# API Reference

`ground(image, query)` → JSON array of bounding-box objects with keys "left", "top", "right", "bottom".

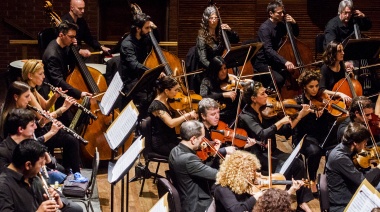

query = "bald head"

[{"left": 70, "top": 0, "right": 85, "bottom": 19}]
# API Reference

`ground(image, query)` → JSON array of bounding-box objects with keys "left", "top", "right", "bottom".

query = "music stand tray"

[
  {"left": 344, "top": 38, "right": 380, "bottom": 61},
  {"left": 223, "top": 42, "right": 263, "bottom": 69}
]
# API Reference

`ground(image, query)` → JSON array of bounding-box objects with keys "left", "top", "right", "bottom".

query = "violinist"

[
  {"left": 337, "top": 96, "right": 380, "bottom": 143},
  {"left": 148, "top": 76, "right": 197, "bottom": 157},
  {"left": 200, "top": 56, "right": 241, "bottom": 124},
  {"left": 238, "top": 81, "right": 313, "bottom": 212},
  {"left": 324, "top": 0, "right": 371, "bottom": 49},
  {"left": 169, "top": 120, "right": 234, "bottom": 212},
  {"left": 252, "top": 1, "right": 298, "bottom": 90},
  {"left": 293, "top": 70, "right": 337, "bottom": 191},
  {"left": 319, "top": 41, "right": 352, "bottom": 104},
  {"left": 326, "top": 122, "right": 380, "bottom": 212}
]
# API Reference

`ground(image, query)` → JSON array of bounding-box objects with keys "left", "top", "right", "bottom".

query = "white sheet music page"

[
  {"left": 345, "top": 179, "right": 380, "bottom": 212},
  {"left": 279, "top": 134, "right": 305, "bottom": 175},
  {"left": 105, "top": 101, "right": 138, "bottom": 150},
  {"left": 110, "top": 136, "right": 145, "bottom": 183},
  {"left": 149, "top": 192, "right": 169, "bottom": 212},
  {"left": 99, "top": 71, "right": 123, "bottom": 115}
]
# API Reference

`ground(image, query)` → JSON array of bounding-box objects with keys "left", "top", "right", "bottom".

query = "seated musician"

[
  {"left": 293, "top": 70, "right": 337, "bottom": 192},
  {"left": 1, "top": 81, "right": 82, "bottom": 174},
  {"left": 169, "top": 120, "right": 235, "bottom": 212},
  {"left": 319, "top": 41, "right": 351, "bottom": 104},
  {"left": 148, "top": 76, "right": 197, "bottom": 156},
  {"left": 200, "top": 56, "right": 242, "bottom": 125},
  {"left": 326, "top": 122, "right": 380, "bottom": 212},
  {"left": 252, "top": 188, "right": 293, "bottom": 212},
  {"left": 237, "top": 81, "right": 313, "bottom": 212},
  {"left": 337, "top": 96, "right": 380, "bottom": 144}
]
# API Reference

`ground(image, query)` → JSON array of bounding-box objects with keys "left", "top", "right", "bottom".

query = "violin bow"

[
  {"left": 358, "top": 102, "right": 380, "bottom": 161},
  {"left": 232, "top": 45, "right": 253, "bottom": 92},
  {"left": 230, "top": 89, "right": 244, "bottom": 146},
  {"left": 268, "top": 138, "right": 273, "bottom": 188},
  {"left": 268, "top": 66, "right": 287, "bottom": 116},
  {"left": 181, "top": 60, "right": 192, "bottom": 111}
]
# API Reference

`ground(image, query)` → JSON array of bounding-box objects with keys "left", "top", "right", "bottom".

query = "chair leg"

[
  {"left": 139, "top": 160, "right": 150, "bottom": 196},
  {"left": 153, "top": 162, "right": 161, "bottom": 184}
]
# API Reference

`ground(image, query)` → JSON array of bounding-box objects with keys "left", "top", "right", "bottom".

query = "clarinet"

[
  {"left": 43, "top": 82, "right": 97, "bottom": 120},
  {"left": 27, "top": 104, "right": 88, "bottom": 144},
  {"left": 38, "top": 171, "right": 61, "bottom": 212}
]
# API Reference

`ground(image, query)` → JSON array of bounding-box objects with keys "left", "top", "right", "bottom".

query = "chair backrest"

[
  {"left": 317, "top": 173, "right": 330, "bottom": 211},
  {"left": 38, "top": 28, "right": 57, "bottom": 57},
  {"left": 315, "top": 33, "right": 325, "bottom": 60},
  {"left": 157, "top": 178, "right": 181, "bottom": 212},
  {"left": 140, "top": 117, "right": 152, "bottom": 158},
  {"left": 87, "top": 147, "right": 100, "bottom": 198}
]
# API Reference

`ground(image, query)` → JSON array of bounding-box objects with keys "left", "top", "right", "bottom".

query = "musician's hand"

[
  {"left": 221, "top": 24, "right": 231, "bottom": 30},
  {"left": 44, "top": 152, "right": 52, "bottom": 164},
  {"left": 37, "top": 199, "right": 60, "bottom": 212},
  {"left": 288, "top": 178, "right": 304, "bottom": 194},
  {"left": 345, "top": 61, "right": 355, "bottom": 73},
  {"left": 45, "top": 187, "right": 64, "bottom": 209},
  {"left": 285, "top": 61, "right": 295, "bottom": 70},
  {"left": 158, "top": 72, "right": 166, "bottom": 79},
  {"left": 338, "top": 92, "right": 352, "bottom": 104},
  {"left": 244, "top": 137, "right": 256, "bottom": 149},
  {"left": 81, "top": 91, "right": 92, "bottom": 97},
  {"left": 223, "top": 91, "right": 237, "bottom": 101},
  {"left": 279, "top": 115, "right": 292, "bottom": 125},
  {"left": 49, "top": 120, "right": 63, "bottom": 135},
  {"left": 79, "top": 49, "right": 91, "bottom": 58},
  {"left": 100, "top": 46, "right": 111, "bottom": 55},
  {"left": 150, "top": 22, "right": 157, "bottom": 29},
  {"left": 354, "top": 9, "right": 365, "bottom": 18},
  {"left": 285, "top": 14, "right": 296, "bottom": 24},
  {"left": 62, "top": 96, "right": 76, "bottom": 109},
  {"left": 188, "top": 110, "right": 198, "bottom": 120},
  {"left": 224, "top": 146, "right": 236, "bottom": 155},
  {"left": 298, "top": 104, "right": 312, "bottom": 118},
  {"left": 213, "top": 139, "right": 222, "bottom": 152}
]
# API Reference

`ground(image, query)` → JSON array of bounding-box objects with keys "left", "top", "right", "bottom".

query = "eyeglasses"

[
  {"left": 275, "top": 11, "right": 284, "bottom": 14},
  {"left": 209, "top": 17, "right": 219, "bottom": 21},
  {"left": 65, "top": 34, "right": 76, "bottom": 39}
]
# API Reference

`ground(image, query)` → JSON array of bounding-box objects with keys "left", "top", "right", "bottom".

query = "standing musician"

[
  {"left": 118, "top": 12, "right": 161, "bottom": 117},
  {"left": 251, "top": 1, "right": 298, "bottom": 91},
  {"left": 238, "top": 81, "right": 313, "bottom": 212},
  {"left": 0, "top": 139, "right": 66, "bottom": 211},
  {"left": 326, "top": 122, "right": 380, "bottom": 212},
  {"left": 148, "top": 76, "right": 197, "bottom": 156},
  {"left": 293, "top": 70, "right": 337, "bottom": 192},
  {"left": 320, "top": 41, "right": 351, "bottom": 104},
  {"left": 62, "top": 0, "right": 110, "bottom": 58},
  {"left": 169, "top": 120, "right": 235, "bottom": 212},
  {"left": 324, "top": 0, "right": 371, "bottom": 49}
]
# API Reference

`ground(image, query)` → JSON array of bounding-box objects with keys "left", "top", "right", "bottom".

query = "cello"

[
  {"left": 277, "top": 2, "right": 314, "bottom": 99},
  {"left": 44, "top": 1, "right": 124, "bottom": 162}
]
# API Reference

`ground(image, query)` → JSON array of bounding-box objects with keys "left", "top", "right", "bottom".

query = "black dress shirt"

[
  {"left": 324, "top": 15, "right": 372, "bottom": 48},
  {"left": 169, "top": 143, "right": 218, "bottom": 212},
  {"left": 61, "top": 13, "right": 102, "bottom": 50},
  {"left": 326, "top": 142, "right": 380, "bottom": 212},
  {"left": 319, "top": 62, "right": 346, "bottom": 91},
  {"left": 213, "top": 184, "right": 256, "bottom": 212}
]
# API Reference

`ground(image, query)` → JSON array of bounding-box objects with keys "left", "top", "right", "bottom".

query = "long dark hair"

[
  {"left": 208, "top": 56, "right": 228, "bottom": 84},
  {"left": 198, "top": 6, "right": 221, "bottom": 45}
]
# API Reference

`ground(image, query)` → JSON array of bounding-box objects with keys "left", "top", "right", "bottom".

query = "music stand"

[
  {"left": 343, "top": 38, "right": 380, "bottom": 61},
  {"left": 99, "top": 71, "right": 124, "bottom": 116},
  {"left": 222, "top": 42, "right": 263, "bottom": 69}
]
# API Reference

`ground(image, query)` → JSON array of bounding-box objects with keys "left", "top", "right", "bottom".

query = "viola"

[
  {"left": 210, "top": 121, "right": 266, "bottom": 148},
  {"left": 220, "top": 74, "right": 252, "bottom": 91},
  {"left": 309, "top": 92, "right": 348, "bottom": 117},
  {"left": 168, "top": 91, "right": 202, "bottom": 113},
  {"left": 261, "top": 97, "right": 302, "bottom": 119},
  {"left": 196, "top": 137, "right": 223, "bottom": 161},
  {"left": 249, "top": 173, "right": 310, "bottom": 194},
  {"left": 353, "top": 146, "right": 380, "bottom": 169}
]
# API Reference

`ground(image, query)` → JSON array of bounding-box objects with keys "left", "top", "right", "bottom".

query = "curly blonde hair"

[
  {"left": 253, "top": 188, "right": 292, "bottom": 212},
  {"left": 215, "top": 150, "right": 261, "bottom": 194}
]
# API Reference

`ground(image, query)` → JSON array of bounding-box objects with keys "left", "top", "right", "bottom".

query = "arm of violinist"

[
  {"left": 323, "top": 89, "right": 352, "bottom": 104},
  {"left": 375, "top": 95, "right": 380, "bottom": 117},
  {"left": 152, "top": 110, "right": 190, "bottom": 128},
  {"left": 290, "top": 104, "right": 311, "bottom": 129}
]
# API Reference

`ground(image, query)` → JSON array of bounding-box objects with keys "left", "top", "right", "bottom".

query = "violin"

[
  {"left": 309, "top": 92, "right": 348, "bottom": 117},
  {"left": 250, "top": 173, "right": 310, "bottom": 193},
  {"left": 196, "top": 137, "right": 223, "bottom": 161},
  {"left": 220, "top": 74, "right": 252, "bottom": 91},
  {"left": 261, "top": 97, "right": 302, "bottom": 119},
  {"left": 210, "top": 121, "right": 267, "bottom": 148},
  {"left": 168, "top": 91, "right": 202, "bottom": 113},
  {"left": 353, "top": 146, "right": 380, "bottom": 169}
]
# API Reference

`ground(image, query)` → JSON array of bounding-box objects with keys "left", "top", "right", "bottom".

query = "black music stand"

[
  {"left": 343, "top": 38, "right": 380, "bottom": 61},
  {"left": 223, "top": 42, "right": 263, "bottom": 70}
]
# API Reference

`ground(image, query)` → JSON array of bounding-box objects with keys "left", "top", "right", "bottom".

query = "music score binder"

[
  {"left": 222, "top": 42, "right": 263, "bottom": 69},
  {"left": 279, "top": 134, "right": 305, "bottom": 175},
  {"left": 344, "top": 38, "right": 380, "bottom": 61},
  {"left": 99, "top": 71, "right": 124, "bottom": 116},
  {"left": 104, "top": 101, "right": 139, "bottom": 150},
  {"left": 345, "top": 179, "right": 380, "bottom": 211},
  {"left": 108, "top": 135, "right": 145, "bottom": 184}
]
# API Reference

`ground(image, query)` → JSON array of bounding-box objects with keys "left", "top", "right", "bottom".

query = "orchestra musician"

[
  {"left": 326, "top": 122, "right": 380, "bottom": 212},
  {"left": 237, "top": 81, "right": 313, "bottom": 211},
  {"left": 251, "top": 1, "right": 298, "bottom": 90},
  {"left": 168, "top": 120, "right": 235, "bottom": 212},
  {"left": 293, "top": 70, "right": 337, "bottom": 192},
  {"left": 148, "top": 76, "right": 197, "bottom": 156},
  {"left": 252, "top": 188, "right": 293, "bottom": 212},
  {"left": 319, "top": 41, "right": 352, "bottom": 104},
  {"left": 0, "top": 139, "right": 65, "bottom": 211},
  {"left": 199, "top": 56, "right": 239, "bottom": 125},
  {"left": 324, "top": 0, "right": 371, "bottom": 48},
  {"left": 62, "top": 0, "right": 110, "bottom": 58}
]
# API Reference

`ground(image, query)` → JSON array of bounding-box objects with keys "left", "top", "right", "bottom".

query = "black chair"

[
  {"left": 317, "top": 173, "right": 330, "bottom": 212},
  {"left": 37, "top": 28, "right": 57, "bottom": 57},
  {"left": 139, "top": 117, "right": 169, "bottom": 196},
  {"left": 315, "top": 33, "right": 325, "bottom": 60},
  {"left": 67, "top": 147, "right": 99, "bottom": 212},
  {"left": 157, "top": 178, "right": 181, "bottom": 212}
]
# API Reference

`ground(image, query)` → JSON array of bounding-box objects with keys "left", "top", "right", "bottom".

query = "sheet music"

[
  {"left": 105, "top": 101, "right": 138, "bottom": 150},
  {"left": 109, "top": 136, "right": 145, "bottom": 183},
  {"left": 99, "top": 71, "right": 123, "bottom": 115},
  {"left": 149, "top": 192, "right": 169, "bottom": 212},
  {"left": 279, "top": 135, "right": 305, "bottom": 175},
  {"left": 345, "top": 179, "right": 380, "bottom": 212}
]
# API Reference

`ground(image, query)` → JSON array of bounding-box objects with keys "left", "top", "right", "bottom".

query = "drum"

[
  {"left": 8, "top": 60, "right": 27, "bottom": 82},
  {"left": 85, "top": 63, "right": 106, "bottom": 74}
]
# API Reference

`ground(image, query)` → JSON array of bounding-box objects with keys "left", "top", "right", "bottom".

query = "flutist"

[{"left": 0, "top": 139, "right": 67, "bottom": 211}]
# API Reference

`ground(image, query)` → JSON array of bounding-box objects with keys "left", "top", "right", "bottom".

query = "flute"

[
  {"left": 38, "top": 172, "right": 61, "bottom": 212},
  {"left": 27, "top": 104, "right": 89, "bottom": 144},
  {"left": 43, "top": 82, "right": 98, "bottom": 120}
]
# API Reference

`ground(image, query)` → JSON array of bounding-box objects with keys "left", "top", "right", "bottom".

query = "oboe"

[
  {"left": 43, "top": 82, "right": 97, "bottom": 120},
  {"left": 38, "top": 172, "right": 61, "bottom": 212},
  {"left": 27, "top": 104, "right": 88, "bottom": 144}
]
